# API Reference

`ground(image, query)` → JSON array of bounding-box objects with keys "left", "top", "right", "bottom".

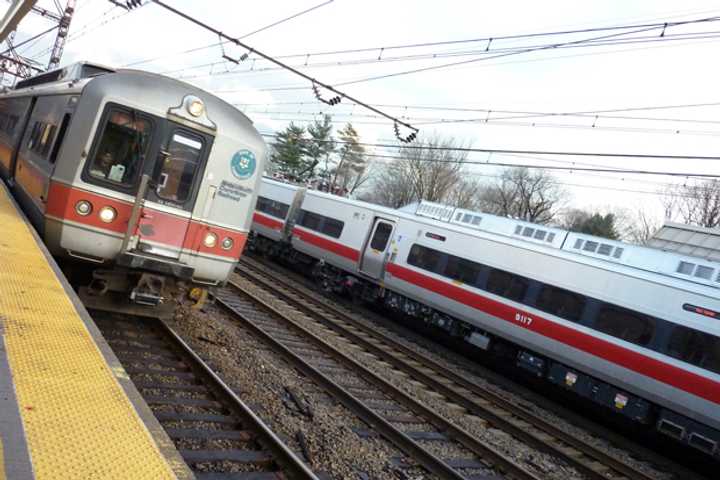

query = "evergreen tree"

[
  {"left": 306, "top": 115, "right": 335, "bottom": 188},
  {"left": 270, "top": 123, "right": 310, "bottom": 181}
]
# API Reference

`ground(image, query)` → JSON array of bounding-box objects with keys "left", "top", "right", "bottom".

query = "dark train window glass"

[
  {"left": 407, "top": 244, "right": 444, "bottom": 274},
  {"left": 486, "top": 269, "right": 528, "bottom": 302},
  {"left": 594, "top": 306, "right": 655, "bottom": 347},
  {"left": 370, "top": 222, "right": 392, "bottom": 251},
  {"left": 88, "top": 109, "right": 152, "bottom": 186},
  {"left": 298, "top": 210, "right": 322, "bottom": 231},
  {"left": 155, "top": 132, "right": 203, "bottom": 204},
  {"left": 49, "top": 114, "right": 71, "bottom": 164},
  {"left": 322, "top": 217, "right": 344, "bottom": 238},
  {"left": 536, "top": 285, "right": 586, "bottom": 322},
  {"left": 256, "top": 196, "right": 289, "bottom": 219},
  {"left": 444, "top": 256, "right": 483, "bottom": 284},
  {"left": 666, "top": 326, "right": 720, "bottom": 375},
  {"left": 27, "top": 122, "right": 43, "bottom": 151}
]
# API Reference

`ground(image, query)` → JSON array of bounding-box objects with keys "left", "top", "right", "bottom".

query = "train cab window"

[
  {"left": 155, "top": 132, "right": 204, "bottom": 203},
  {"left": 321, "top": 217, "right": 344, "bottom": 239},
  {"left": 88, "top": 109, "right": 151, "bottom": 186},
  {"left": 370, "top": 222, "right": 393, "bottom": 251},
  {"left": 27, "top": 122, "right": 56, "bottom": 158},
  {"left": 444, "top": 256, "right": 483, "bottom": 284},
  {"left": 256, "top": 196, "right": 289, "bottom": 219},
  {"left": 486, "top": 269, "right": 528, "bottom": 302},
  {"left": 594, "top": 305, "right": 655, "bottom": 347},
  {"left": 667, "top": 326, "right": 720, "bottom": 375},
  {"left": 407, "top": 244, "right": 444, "bottom": 274},
  {"left": 535, "top": 285, "right": 586, "bottom": 322}
]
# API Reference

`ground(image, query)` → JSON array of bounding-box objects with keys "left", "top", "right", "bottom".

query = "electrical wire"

[{"left": 143, "top": 0, "right": 419, "bottom": 141}]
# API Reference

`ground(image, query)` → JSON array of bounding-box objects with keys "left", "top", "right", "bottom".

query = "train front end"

[{"left": 44, "top": 69, "right": 265, "bottom": 313}]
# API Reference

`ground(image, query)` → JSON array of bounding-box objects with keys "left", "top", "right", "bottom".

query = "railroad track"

[
  {"left": 234, "top": 256, "right": 661, "bottom": 480},
  {"left": 215, "top": 276, "right": 542, "bottom": 480},
  {"left": 92, "top": 312, "right": 320, "bottom": 480}
]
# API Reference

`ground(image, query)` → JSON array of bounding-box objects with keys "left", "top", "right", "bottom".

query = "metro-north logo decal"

[{"left": 231, "top": 150, "right": 256, "bottom": 180}]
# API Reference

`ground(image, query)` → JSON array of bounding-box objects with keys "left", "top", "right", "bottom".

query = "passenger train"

[
  {"left": 250, "top": 177, "right": 720, "bottom": 459},
  {"left": 0, "top": 62, "right": 264, "bottom": 312}
]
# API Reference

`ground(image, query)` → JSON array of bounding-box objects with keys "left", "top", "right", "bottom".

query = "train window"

[
  {"left": 522, "top": 227, "right": 534, "bottom": 238},
  {"left": 256, "top": 196, "right": 289, "bottom": 219},
  {"left": 677, "top": 261, "right": 695, "bottom": 275},
  {"left": 455, "top": 212, "right": 462, "bottom": 221},
  {"left": 547, "top": 233, "right": 556, "bottom": 243},
  {"left": 667, "top": 325, "right": 720, "bottom": 375},
  {"left": 89, "top": 109, "right": 151, "bottom": 186},
  {"left": 471, "top": 215, "right": 482, "bottom": 225},
  {"left": 573, "top": 239, "right": 583, "bottom": 249},
  {"left": 694, "top": 265, "right": 714, "bottom": 280},
  {"left": 598, "top": 244, "right": 613, "bottom": 256},
  {"left": 594, "top": 305, "right": 655, "bottom": 347},
  {"left": 298, "top": 210, "right": 322, "bottom": 231},
  {"left": 321, "top": 217, "right": 344, "bottom": 239},
  {"left": 407, "top": 244, "right": 444, "bottom": 274},
  {"left": 155, "top": 132, "right": 203, "bottom": 204},
  {"left": 583, "top": 241, "right": 598, "bottom": 252},
  {"left": 370, "top": 222, "right": 392, "bottom": 251},
  {"left": 48, "top": 114, "right": 71, "bottom": 165},
  {"left": 27, "top": 122, "right": 57, "bottom": 158},
  {"left": 515, "top": 225, "right": 523, "bottom": 235},
  {"left": 536, "top": 285, "right": 586, "bottom": 322},
  {"left": 444, "top": 256, "right": 483, "bottom": 284},
  {"left": 486, "top": 269, "right": 528, "bottom": 302},
  {"left": 534, "top": 230, "right": 546, "bottom": 240},
  {"left": 613, "top": 247, "right": 624, "bottom": 258}
]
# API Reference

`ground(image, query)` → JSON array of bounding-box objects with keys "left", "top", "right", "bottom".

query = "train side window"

[
  {"left": 88, "top": 109, "right": 152, "bottom": 186},
  {"left": 298, "top": 210, "right": 322, "bottom": 231},
  {"left": 407, "top": 244, "right": 444, "bottom": 274},
  {"left": 444, "top": 256, "right": 483, "bottom": 284},
  {"left": 594, "top": 305, "right": 655, "bottom": 347},
  {"left": 256, "top": 196, "right": 289, "bottom": 219},
  {"left": 321, "top": 217, "right": 344, "bottom": 238},
  {"left": 155, "top": 132, "right": 204, "bottom": 204},
  {"left": 48, "top": 114, "right": 71, "bottom": 164},
  {"left": 486, "top": 269, "right": 528, "bottom": 302},
  {"left": 370, "top": 222, "right": 393, "bottom": 251},
  {"left": 536, "top": 285, "right": 586, "bottom": 322},
  {"left": 667, "top": 326, "right": 720, "bottom": 375}
]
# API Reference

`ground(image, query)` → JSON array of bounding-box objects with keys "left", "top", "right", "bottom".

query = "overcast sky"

[{"left": 8, "top": 0, "right": 720, "bottom": 224}]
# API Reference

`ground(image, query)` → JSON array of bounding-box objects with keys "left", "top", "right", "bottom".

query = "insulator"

[{"left": 126, "top": 0, "right": 143, "bottom": 9}]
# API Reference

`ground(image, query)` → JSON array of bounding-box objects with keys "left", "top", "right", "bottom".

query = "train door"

[
  {"left": 134, "top": 124, "right": 212, "bottom": 259},
  {"left": 359, "top": 218, "right": 395, "bottom": 279}
]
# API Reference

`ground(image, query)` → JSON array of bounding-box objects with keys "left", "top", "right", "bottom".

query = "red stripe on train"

[
  {"left": 253, "top": 211, "right": 284, "bottom": 230},
  {"left": 385, "top": 262, "right": 720, "bottom": 405},
  {"left": 292, "top": 226, "right": 360, "bottom": 262},
  {"left": 46, "top": 182, "right": 246, "bottom": 259}
]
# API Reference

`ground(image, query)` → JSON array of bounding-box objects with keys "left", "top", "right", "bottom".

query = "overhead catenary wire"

[{"left": 138, "top": 0, "right": 419, "bottom": 141}]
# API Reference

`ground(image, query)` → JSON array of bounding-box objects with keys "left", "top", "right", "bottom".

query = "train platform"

[{"left": 0, "top": 182, "right": 192, "bottom": 479}]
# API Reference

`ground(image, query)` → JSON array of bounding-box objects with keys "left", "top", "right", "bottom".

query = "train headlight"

[
  {"left": 99, "top": 206, "right": 117, "bottom": 223},
  {"left": 203, "top": 232, "right": 218, "bottom": 248},
  {"left": 75, "top": 200, "right": 92, "bottom": 216},
  {"left": 221, "top": 237, "right": 234, "bottom": 250},
  {"left": 187, "top": 97, "right": 205, "bottom": 117}
]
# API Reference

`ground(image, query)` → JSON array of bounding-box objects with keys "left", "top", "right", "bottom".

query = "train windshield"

[
  {"left": 154, "top": 132, "right": 204, "bottom": 203},
  {"left": 88, "top": 109, "right": 151, "bottom": 186}
]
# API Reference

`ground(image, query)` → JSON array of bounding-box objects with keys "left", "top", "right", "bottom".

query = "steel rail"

[
  {"left": 217, "top": 282, "right": 541, "bottom": 480},
  {"left": 237, "top": 257, "right": 660, "bottom": 480},
  {"left": 94, "top": 313, "right": 319, "bottom": 480}
]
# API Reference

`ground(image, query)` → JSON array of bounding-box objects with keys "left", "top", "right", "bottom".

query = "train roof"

[{"left": 648, "top": 222, "right": 720, "bottom": 261}]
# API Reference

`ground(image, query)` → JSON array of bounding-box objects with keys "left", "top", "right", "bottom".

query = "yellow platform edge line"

[{"left": 0, "top": 186, "right": 179, "bottom": 480}]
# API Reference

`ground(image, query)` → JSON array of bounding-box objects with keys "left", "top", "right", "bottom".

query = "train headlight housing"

[
  {"left": 187, "top": 97, "right": 205, "bottom": 117},
  {"left": 99, "top": 206, "right": 117, "bottom": 223},
  {"left": 75, "top": 200, "right": 92, "bottom": 216},
  {"left": 203, "top": 232, "right": 218, "bottom": 248},
  {"left": 221, "top": 237, "right": 234, "bottom": 250}
]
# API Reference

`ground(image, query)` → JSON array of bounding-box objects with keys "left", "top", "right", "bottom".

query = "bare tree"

[
  {"left": 662, "top": 179, "right": 720, "bottom": 228},
  {"left": 477, "top": 167, "right": 567, "bottom": 224},
  {"left": 616, "top": 208, "right": 661, "bottom": 244},
  {"left": 364, "top": 136, "right": 472, "bottom": 208}
]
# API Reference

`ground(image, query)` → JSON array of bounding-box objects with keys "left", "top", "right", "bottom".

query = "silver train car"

[
  {"left": 0, "top": 62, "right": 265, "bottom": 309},
  {"left": 250, "top": 177, "right": 720, "bottom": 458}
]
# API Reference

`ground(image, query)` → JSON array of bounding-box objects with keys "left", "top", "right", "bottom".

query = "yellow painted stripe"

[
  {"left": 0, "top": 436, "right": 6, "bottom": 480},
  {"left": 0, "top": 187, "right": 177, "bottom": 479}
]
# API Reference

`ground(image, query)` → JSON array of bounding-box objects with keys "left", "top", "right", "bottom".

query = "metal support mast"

[{"left": 47, "top": 0, "right": 74, "bottom": 70}]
